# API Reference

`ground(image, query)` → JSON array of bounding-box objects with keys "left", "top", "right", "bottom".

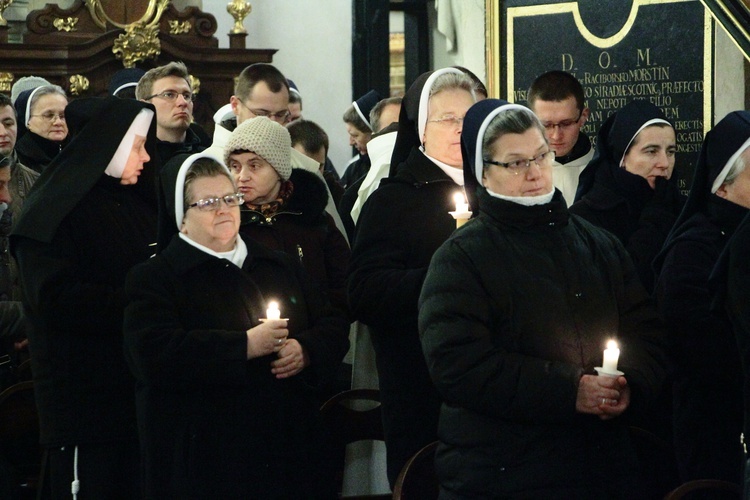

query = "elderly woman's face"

[
  {"left": 120, "top": 135, "right": 149, "bottom": 185},
  {"left": 483, "top": 127, "right": 553, "bottom": 197},
  {"left": 422, "top": 88, "right": 475, "bottom": 168},
  {"left": 228, "top": 151, "right": 282, "bottom": 205},
  {"left": 181, "top": 174, "right": 240, "bottom": 252},
  {"left": 28, "top": 93, "right": 68, "bottom": 142},
  {"left": 622, "top": 125, "right": 676, "bottom": 189}
]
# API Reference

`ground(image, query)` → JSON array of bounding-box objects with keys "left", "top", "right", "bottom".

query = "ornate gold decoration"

[
  {"left": 113, "top": 23, "right": 161, "bottom": 68},
  {"left": 69, "top": 74, "right": 90, "bottom": 96},
  {"left": 53, "top": 16, "right": 79, "bottom": 32},
  {"left": 168, "top": 20, "right": 191, "bottom": 35},
  {"left": 227, "top": 0, "right": 252, "bottom": 34},
  {"left": 0, "top": 0, "right": 12, "bottom": 27},
  {"left": 188, "top": 75, "right": 200, "bottom": 95},
  {"left": 86, "top": 0, "right": 170, "bottom": 30},
  {"left": 0, "top": 72, "right": 13, "bottom": 93}
]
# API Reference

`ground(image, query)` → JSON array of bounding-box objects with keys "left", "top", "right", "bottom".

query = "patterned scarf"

[{"left": 244, "top": 179, "right": 294, "bottom": 218}]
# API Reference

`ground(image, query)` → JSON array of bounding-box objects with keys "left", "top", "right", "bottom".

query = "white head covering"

[
  {"left": 417, "top": 67, "right": 465, "bottom": 144},
  {"left": 472, "top": 103, "right": 530, "bottom": 184},
  {"left": 104, "top": 108, "right": 155, "bottom": 178},
  {"left": 619, "top": 118, "right": 672, "bottom": 168},
  {"left": 172, "top": 151, "right": 229, "bottom": 229},
  {"left": 712, "top": 137, "right": 750, "bottom": 193}
]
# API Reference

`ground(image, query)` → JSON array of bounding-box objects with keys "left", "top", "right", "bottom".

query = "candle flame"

[
  {"left": 607, "top": 340, "right": 618, "bottom": 349},
  {"left": 454, "top": 192, "right": 466, "bottom": 204},
  {"left": 268, "top": 301, "right": 278, "bottom": 310}
]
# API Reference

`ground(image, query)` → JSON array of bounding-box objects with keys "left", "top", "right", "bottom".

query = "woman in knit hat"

[
  {"left": 419, "top": 99, "right": 667, "bottom": 498},
  {"left": 224, "top": 116, "right": 351, "bottom": 323},
  {"left": 13, "top": 85, "right": 69, "bottom": 173},
  {"left": 10, "top": 95, "right": 158, "bottom": 498},
  {"left": 123, "top": 151, "right": 349, "bottom": 498},
  {"left": 652, "top": 111, "right": 750, "bottom": 486},
  {"left": 570, "top": 100, "right": 682, "bottom": 292}
]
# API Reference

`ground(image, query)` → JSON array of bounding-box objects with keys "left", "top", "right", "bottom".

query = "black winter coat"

[
  {"left": 12, "top": 176, "right": 157, "bottom": 446},
  {"left": 239, "top": 168, "right": 350, "bottom": 318},
  {"left": 570, "top": 166, "right": 681, "bottom": 292},
  {"left": 419, "top": 188, "right": 667, "bottom": 498},
  {"left": 654, "top": 197, "right": 745, "bottom": 482},
  {"left": 348, "top": 148, "right": 461, "bottom": 484},
  {"left": 14, "top": 131, "right": 63, "bottom": 174},
  {"left": 123, "top": 234, "right": 349, "bottom": 499}
]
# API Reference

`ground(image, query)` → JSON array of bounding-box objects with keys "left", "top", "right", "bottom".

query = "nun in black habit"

[
  {"left": 653, "top": 111, "right": 750, "bottom": 485},
  {"left": 123, "top": 152, "right": 349, "bottom": 498},
  {"left": 419, "top": 98, "right": 667, "bottom": 499},
  {"left": 10, "top": 96, "right": 158, "bottom": 499},
  {"left": 571, "top": 100, "right": 682, "bottom": 292},
  {"left": 348, "top": 68, "right": 476, "bottom": 485}
]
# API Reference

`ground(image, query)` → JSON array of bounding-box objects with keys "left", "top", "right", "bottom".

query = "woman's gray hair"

[
  {"left": 29, "top": 85, "right": 67, "bottom": 113},
  {"left": 183, "top": 157, "right": 237, "bottom": 213},
  {"left": 429, "top": 72, "right": 475, "bottom": 100},
  {"left": 722, "top": 147, "right": 748, "bottom": 186},
  {"left": 481, "top": 108, "right": 547, "bottom": 169}
]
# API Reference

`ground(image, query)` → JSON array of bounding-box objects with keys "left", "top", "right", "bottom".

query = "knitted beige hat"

[{"left": 224, "top": 116, "right": 292, "bottom": 180}]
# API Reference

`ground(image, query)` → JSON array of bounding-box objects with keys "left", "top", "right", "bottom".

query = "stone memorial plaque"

[{"left": 493, "top": 0, "right": 713, "bottom": 194}]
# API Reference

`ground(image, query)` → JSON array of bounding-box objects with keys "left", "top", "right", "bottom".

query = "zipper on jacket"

[{"left": 296, "top": 244, "right": 304, "bottom": 264}]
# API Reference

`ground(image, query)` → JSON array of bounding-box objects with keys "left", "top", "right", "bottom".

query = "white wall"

[{"left": 203, "top": 0, "right": 354, "bottom": 172}]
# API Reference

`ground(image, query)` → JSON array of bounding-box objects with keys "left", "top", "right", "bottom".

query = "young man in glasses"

[
  {"left": 136, "top": 61, "right": 207, "bottom": 165},
  {"left": 527, "top": 70, "right": 593, "bottom": 206}
]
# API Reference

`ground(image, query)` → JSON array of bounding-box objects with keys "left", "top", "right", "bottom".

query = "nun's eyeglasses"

[
  {"left": 427, "top": 115, "right": 464, "bottom": 128},
  {"left": 484, "top": 151, "right": 555, "bottom": 174},
  {"left": 188, "top": 193, "right": 245, "bottom": 211},
  {"left": 30, "top": 112, "right": 65, "bottom": 123}
]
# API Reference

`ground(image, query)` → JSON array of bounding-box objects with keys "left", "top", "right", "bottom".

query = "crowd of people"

[{"left": 0, "top": 60, "right": 749, "bottom": 499}]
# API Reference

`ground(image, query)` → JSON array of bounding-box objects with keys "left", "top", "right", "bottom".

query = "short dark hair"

[
  {"left": 0, "top": 93, "right": 14, "bottom": 113},
  {"left": 287, "top": 119, "right": 329, "bottom": 155},
  {"left": 234, "top": 63, "right": 289, "bottom": 102},
  {"left": 370, "top": 96, "right": 402, "bottom": 133},
  {"left": 527, "top": 71, "right": 585, "bottom": 112},
  {"left": 136, "top": 61, "right": 191, "bottom": 100}
]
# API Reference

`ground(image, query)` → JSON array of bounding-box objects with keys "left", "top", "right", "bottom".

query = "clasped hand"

[
  {"left": 246, "top": 319, "right": 309, "bottom": 379},
  {"left": 576, "top": 374, "right": 630, "bottom": 420}
]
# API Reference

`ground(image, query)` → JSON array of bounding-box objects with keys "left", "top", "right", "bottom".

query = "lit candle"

[
  {"left": 266, "top": 301, "right": 281, "bottom": 320},
  {"left": 454, "top": 192, "right": 469, "bottom": 213},
  {"left": 602, "top": 340, "right": 620, "bottom": 373}
]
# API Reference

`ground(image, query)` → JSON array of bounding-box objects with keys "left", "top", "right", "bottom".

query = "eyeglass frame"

[
  {"left": 29, "top": 112, "right": 66, "bottom": 123},
  {"left": 237, "top": 100, "right": 290, "bottom": 122},
  {"left": 541, "top": 110, "right": 583, "bottom": 132},
  {"left": 187, "top": 192, "right": 245, "bottom": 212},
  {"left": 483, "top": 150, "right": 556, "bottom": 175},
  {"left": 143, "top": 90, "right": 194, "bottom": 103},
  {"left": 427, "top": 115, "right": 465, "bottom": 128}
]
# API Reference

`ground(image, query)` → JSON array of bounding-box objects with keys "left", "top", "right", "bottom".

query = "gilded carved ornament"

[
  {"left": 53, "top": 17, "right": 79, "bottom": 32},
  {"left": 0, "top": 72, "right": 13, "bottom": 93},
  {"left": 85, "top": 0, "right": 170, "bottom": 30},
  {"left": 113, "top": 23, "right": 161, "bottom": 68},
  {"left": 69, "top": 74, "right": 90, "bottom": 96},
  {"left": 168, "top": 20, "right": 191, "bottom": 35}
]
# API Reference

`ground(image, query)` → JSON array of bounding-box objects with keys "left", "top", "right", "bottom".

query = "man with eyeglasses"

[
  {"left": 205, "top": 64, "right": 291, "bottom": 161},
  {"left": 527, "top": 70, "right": 593, "bottom": 206},
  {"left": 136, "top": 61, "right": 206, "bottom": 165}
]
